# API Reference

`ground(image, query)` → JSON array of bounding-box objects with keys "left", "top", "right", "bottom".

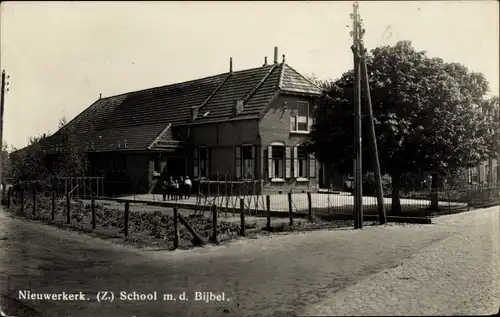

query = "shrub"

[{"left": 362, "top": 172, "right": 392, "bottom": 196}]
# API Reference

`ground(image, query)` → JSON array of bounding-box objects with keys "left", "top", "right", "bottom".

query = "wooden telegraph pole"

[
  {"left": 0, "top": 70, "right": 9, "bottom": 205},
  {"left": 350, "top": 3, "right": 387, "bottom": 226},
  {"left": 351, "top": 2, "right": 363, "bottom": 229},
  {"left": 497, "top": 103, "right": 500, "bottom": 187},
  {"left": 357, "top": 24, "right": 387, "bottom": 225}
]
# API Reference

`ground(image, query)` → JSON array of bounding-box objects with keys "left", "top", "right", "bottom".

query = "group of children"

[{"left": 160, "top": 176, "right": 192, "bottom": 201}]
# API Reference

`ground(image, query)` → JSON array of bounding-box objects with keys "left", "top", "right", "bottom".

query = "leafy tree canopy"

[{"left": 309, "top": 41, "right": 497, "bottom": 182}]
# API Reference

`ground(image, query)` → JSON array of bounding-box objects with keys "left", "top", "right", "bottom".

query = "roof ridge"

[
  {"left": 283, "top": 64, "right": 323, "bottom": 92},
  {"left": 100, "top": 65, "right": 273, "bottom": 101},
  {"left": 277, "top": 62, "right": 286, "bottom": 89},
  {"left": 147, "top": 123, "right": 172, "bottom": 149},
  {"left": 241, "top": 63, "right": 279, "bottom": 105},
  {"left": 194, "top": 72, "right": 233, "bottom": 115}
]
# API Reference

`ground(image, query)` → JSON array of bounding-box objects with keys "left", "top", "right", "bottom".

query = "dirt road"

[{"left": 0, "top": 207, "right": 498, "bottom": 316}]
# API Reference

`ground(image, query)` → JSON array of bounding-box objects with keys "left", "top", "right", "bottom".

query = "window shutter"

[
  {"left": 285, "top": 146, "right": 291, "bottom": 178},
  {"left": 267, "top": 145, "right": 273, "bottom": 179},
  {"left": 252, "top": 145, "right": 256, "bottom": 179},
  {"left": 309, "top": 152, "right": 316, "bottom": 178},
  {"left": 293, "top": 146, "right": 299, "bottom": 178},
  {"left": 193, "top": 148, "right": 199, "bottom": 177},
  {"left": 207, "top": 148, "right": 211, "bottom": 178},
  {"left": 235, "top": 146, "right": 241, "bottom": 179}
]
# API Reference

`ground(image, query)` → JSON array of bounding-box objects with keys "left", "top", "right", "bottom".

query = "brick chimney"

[
  {"left": 232, "top": 100, "right": 244, "bottom": 117},
  {"left": 274, "top": 47, "right": 278, "bottom": 64},
  {"left": 230, "top": 57, "right": 233, "bottom": 73},
  {"left": 191, "top": 106, "right": 199, "bottom": 121}
]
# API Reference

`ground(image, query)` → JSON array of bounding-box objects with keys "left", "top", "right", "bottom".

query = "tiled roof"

[
  {"left": 86, "top": 123, "right": 168, "bottom": 152},
  {"left": 35, "top": 61, "right": 320, "bottom": 153},
  {"left": 194, "top": 64, "right": 281, "bottom": 122},
  {"left": 280, "top": 65, "right": 323, "bottom": 95}
]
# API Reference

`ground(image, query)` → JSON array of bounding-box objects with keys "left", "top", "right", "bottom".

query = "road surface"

[{"left": 0, "top": 206, "right": 498, "bottom": 316}]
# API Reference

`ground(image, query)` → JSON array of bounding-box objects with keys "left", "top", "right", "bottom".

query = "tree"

[
  {"left": 54, "top": 116, "right": 88, "bottom": 177},
  {"left": 8, "top": 134, "right": 51, "bottom": 184},
  {"left": 480, "top": 96, "right": 500, "bottom": 185},
  {"left": 305, "top": 73, "right": 331, "bottom": 92},
  {"left": 308, "top": 41, "right": 497, "bottom": 214},
  {"left": 8, "top": 115, "right": 89, "bottom": 193}
]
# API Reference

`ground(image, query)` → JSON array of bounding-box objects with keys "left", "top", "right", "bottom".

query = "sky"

[{"left": 1, "top": 1, "right": 499, "bottom": 150}]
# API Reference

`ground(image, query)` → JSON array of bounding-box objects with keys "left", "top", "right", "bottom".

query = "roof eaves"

[
  {"left": 147, "top": 123, "right": 172, "bottom": 150},
  {"left": 280, "top": 89, "right": 322, "bottom": 97},
  {"left": 174, "top": 115, "right": 258, "bottom": 127}
]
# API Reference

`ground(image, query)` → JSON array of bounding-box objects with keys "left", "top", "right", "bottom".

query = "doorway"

[{"left": 166, "top": 156, "right": 187, "bottom": 180}]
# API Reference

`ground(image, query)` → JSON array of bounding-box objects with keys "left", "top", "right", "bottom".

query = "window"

[
  {"left": 154, "top": 156, "right": 161, "bottom": 173},
  {"left": 267, "top": 143, "right": 291, "bottom": 180},
  {"left": 293, "top": 146, "right": 317, "bottom": 179},
  {"left": 294, "top": 146, "right": 308, "bottom": 178},
  {"left": 193, "top": 148, "right": 199, "bottom": 178},
  {"left": 236, "top": 145, "right": 256, "bottom": 180},
  {"left": 112, "top": 155, "right": 126, "bottom": 173},
  {"left": 199, "top": 147, "right": 210, "bottom": 178},
  {"left": 291, "top": 101, "right": 311, "bottom": 132}
]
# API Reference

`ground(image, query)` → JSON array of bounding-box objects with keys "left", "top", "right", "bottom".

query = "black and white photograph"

[{"left": 0, "top": 1, "right": 499, "bottom": 316}]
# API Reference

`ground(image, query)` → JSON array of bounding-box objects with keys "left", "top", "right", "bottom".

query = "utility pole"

[
  {"left": 357, "top": 24, "right": 387, "bottom": 225},
  {"left": 351, "top": 2, "right": 363, "bottom": 229},
  {"left": 497, "top": 103, "right": 500, "bottom": 187},
  {"left": 0, "top": 70, "right": 8, "bottom": 205}
]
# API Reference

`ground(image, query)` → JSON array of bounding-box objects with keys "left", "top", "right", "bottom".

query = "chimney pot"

[
  {"left": 230, "top": 57, "right": 233, "bottom": 73},
  {"left": 274, "top": 47, "right": 278, "bottom": 64},
  {"left": 99, "top": 93, "right": 102, "bottom": 99},
  {"left": 282, "top": 54, "right": 286, "bottom": 63},
  {"left": 264, "top": 56, "right": 268, "bottom": 66}
]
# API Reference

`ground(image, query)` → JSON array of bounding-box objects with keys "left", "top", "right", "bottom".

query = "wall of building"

[
  {"left": 176, "top": 119, "right": 260, "bottom": 179},
  {"left": 258, "top": 93, "right": 321, "bottom": 194},
  {"left": 125, "top": 153, "right": 150, "bottom": 192}
]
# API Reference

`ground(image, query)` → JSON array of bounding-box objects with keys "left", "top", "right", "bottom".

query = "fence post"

[
  {"left": 288, "top": 190, "right": 293, "bottom": 226},
  {"left": 240, "top": 198, "right": 245, "bottom": 237},
  {"left": 1, "top": 183, "right": 6, "bottom": 206},
  {"left": 20, "top": 189, "right": 24, "bottom": 214},
  {"left": 211, "top": 204, "right": 218, "bottom": 244},
  {"left": 124, "top": 202, "right": 130, "bottom": 239},
  {"left": 32, "top": 187, "right": 36, "bottom": 217},
  {"left": 307, "top": 191, "right": 313, "bottom": 222},
  {"left": 91, "top": 199, "right": 96, "bottom": 230},
  {"left": 51, "top": 191, "right": 56, "bottom": 221},
  {"left": 266, "top": 195, "right": 271, "bottom": 230},
  {"left": 173, "top": 206, "right": 180, "bottom": 249},
  {"left": 66, "top": 194, "right": 71, "bottom": 224}
]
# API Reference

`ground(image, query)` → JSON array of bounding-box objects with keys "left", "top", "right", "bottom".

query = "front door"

[
  {"left": 166, "top": 156, "right": 187, "bottom": 180},
  {"left": 319, "top": 163, "right": 324, "bottom": 188}
]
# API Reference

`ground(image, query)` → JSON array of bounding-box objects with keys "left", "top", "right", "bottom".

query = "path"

[
  {"left": 121, "top": 192, "right": 464, "bottom": 214},
  {"left": 304, "top": 206, "right": 500, "bottom": 316},
  {"left": 0, "top": 206, "right": 498, "bottom": 316}
]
